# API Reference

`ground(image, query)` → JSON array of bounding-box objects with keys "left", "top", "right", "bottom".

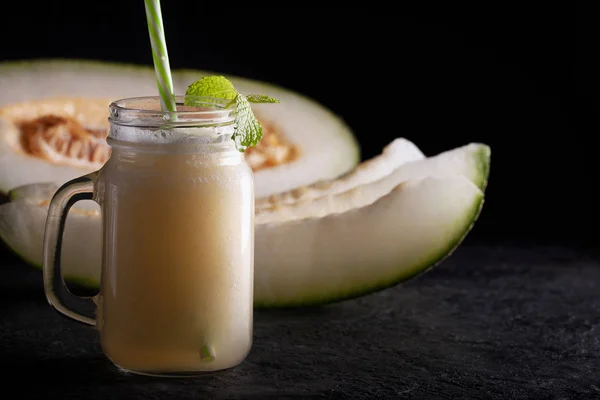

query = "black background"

[
  {"left": 1, "top": 5, "right": 599, "bottom": 399},
  {"left": 0, "top": 4, "right": 592, "bottom": 248}
]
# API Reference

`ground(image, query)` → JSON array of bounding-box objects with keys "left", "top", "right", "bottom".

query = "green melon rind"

[{"left": 473, "top": 144, "right": 491, "bottom": 191}]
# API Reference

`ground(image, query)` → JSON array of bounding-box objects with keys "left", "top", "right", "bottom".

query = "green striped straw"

[{"left": 144, "top": 0, "right": 177, "bottom": 112}]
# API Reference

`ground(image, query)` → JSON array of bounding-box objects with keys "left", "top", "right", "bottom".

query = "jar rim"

[{"left": 109, "top": 95, "right": 236, "bottom": 128}]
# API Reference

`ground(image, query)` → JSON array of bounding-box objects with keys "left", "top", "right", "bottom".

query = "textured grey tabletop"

[{"left": 1, "top": 242, "right": 599, "bottom": 399}]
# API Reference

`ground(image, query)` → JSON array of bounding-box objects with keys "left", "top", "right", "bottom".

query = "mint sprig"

[
  {"left": 185, "top": 76, "right": 238, "bottom": 103},
  {"left": 184, "top": 76, "right": 280, "bottom": 151}
]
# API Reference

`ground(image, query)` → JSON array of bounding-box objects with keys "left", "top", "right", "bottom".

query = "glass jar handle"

[{"left": 42, "top": 173, "right": 99, "bottom": 326}]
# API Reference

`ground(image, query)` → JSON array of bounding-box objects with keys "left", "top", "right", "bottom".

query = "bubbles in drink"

[{"left": 150, "top": 130, "right": 170, "bottom": 142}]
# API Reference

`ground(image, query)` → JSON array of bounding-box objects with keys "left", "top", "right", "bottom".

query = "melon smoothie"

[{"left": 95, "top": 97, "right": 255, "bottom": 373}]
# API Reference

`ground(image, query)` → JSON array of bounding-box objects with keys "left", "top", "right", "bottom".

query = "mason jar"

[{"left": 43, "top": 96, "right": 255, "bottom": 377}]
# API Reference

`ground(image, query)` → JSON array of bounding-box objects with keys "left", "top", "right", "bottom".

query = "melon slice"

[
  {"left": 0, "top": 176, "right": 484, "bottom": 307},
  {"left": 0, "top": 59, "right": 360, "bottom": 197},
  {"left": 255, "top": 138, "right": 425, "bottom": 211},
  {"left": 0, "top": 139, "right": 490, "bottom": 307},
  {"left": 256, "top": 143, "right": 490, "bottom": 224},
  {"left": 255, "top": 176, "right": 483, "bottom": 306}
]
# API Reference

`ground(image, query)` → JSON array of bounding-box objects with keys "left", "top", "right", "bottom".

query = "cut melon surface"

[
  {"left": 256, "top": 142, "right": 490, "bottom": 224},
  {"left": 0, "top": 116, "right": 109, "bottom": 195},
  {"left": 255, "top": 138, "right": 425, "bottom": 211},
  {"left": 0, "top": 59, "right": 360, "bottom": 197},
  {"left": 0, "top": 138, "right": 490, "bottom": 307}
]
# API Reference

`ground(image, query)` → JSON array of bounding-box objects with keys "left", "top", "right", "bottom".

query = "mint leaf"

[
  {"left": 233, "top": 94, "right": 263, "bottom": 151},
  {"left": 246, "top": 94, "right": 280, "bottom": 104},
  {"left": 184, "top": 76, "right": 237, "bottom": 106},
  {"left": 183, "top": 75, "right": 279, "bottom": 151}
]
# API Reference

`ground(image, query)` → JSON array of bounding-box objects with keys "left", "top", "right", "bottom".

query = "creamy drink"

[{"left": 96, "top": 122, "right": 254, "bottom": 373}]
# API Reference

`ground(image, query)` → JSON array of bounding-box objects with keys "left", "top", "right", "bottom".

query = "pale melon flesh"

[
  {"left": 0, "top": 59, "right": 360, "bottom": 197},
  {"left": 255, "top": 138, "right": 425, "bottom": 210},
  {"left": 0, "top": 138, "right": 490, "bottom": 307},
  {"left": 256, "top": 142, "right": 490, "bottom": 224}
]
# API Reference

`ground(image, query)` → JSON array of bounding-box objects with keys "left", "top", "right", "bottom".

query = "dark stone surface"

[{"left": 1, "top": 242, "right": 599, "bottom": 399}]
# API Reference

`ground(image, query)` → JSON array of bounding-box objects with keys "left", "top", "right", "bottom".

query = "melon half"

[
  {"left": 0, "top": 59, "right": 360, "bottom": 197},
  {"left": 0, "top": 138, "right": 490, "bottom": 307}
]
